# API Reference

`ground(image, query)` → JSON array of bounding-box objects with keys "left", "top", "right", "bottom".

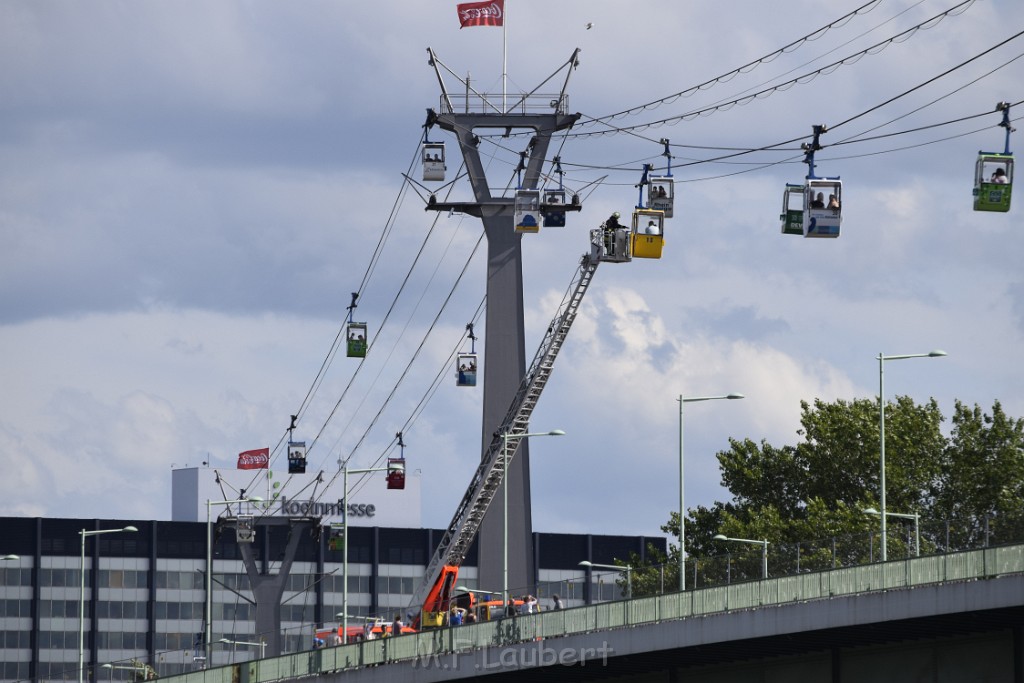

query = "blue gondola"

[
  {"left": 542, "top": 158, "right": 568, "bottom": 227},
  {"left": 973, "top": 102, "right": 1014, "bottom": 212},
  {"left": 456, "top": 324, "right": 478, "bottom": 387},
  {"left": 542, "top": 189, "right": 567, "bottom": 227}
]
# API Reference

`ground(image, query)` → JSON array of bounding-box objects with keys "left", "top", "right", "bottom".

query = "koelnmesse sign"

[{"left": 276, "top": 497, "right": 376, "bottom": 519}]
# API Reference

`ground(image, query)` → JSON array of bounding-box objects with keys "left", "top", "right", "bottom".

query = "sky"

[{"left": 2, "top": 0, "right": 1023, "bottom": 543}]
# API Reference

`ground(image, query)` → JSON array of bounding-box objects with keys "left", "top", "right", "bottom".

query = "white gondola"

[
  {"left": 647, "top": 177, "right": 674, "bottom": 218},
  {"left": 514, "top": 189, "right": 542, "bottom": 233},
  {"left": 423, "top": 142, "right": 446, "bottom": 182},
  {"left": 456, "top": 352, "right": 477, "bottom": 387},
  {"left": 631, "top": 208, "right": 665, "bottom": 259},
  {"left": 803, "top": 179, "right": 842, "bottom": 238},
  {"left": 542, "top": 189, "right": 567, "bottom": 227}
]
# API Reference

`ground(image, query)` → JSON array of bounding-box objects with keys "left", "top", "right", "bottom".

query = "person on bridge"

[{"left": 449, "top": 605, "right": 467, "bottom": 626}]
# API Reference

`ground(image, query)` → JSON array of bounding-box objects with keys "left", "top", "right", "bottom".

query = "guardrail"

[{"left": 163, "top": 544, "right": 1024, "bottom": 683}]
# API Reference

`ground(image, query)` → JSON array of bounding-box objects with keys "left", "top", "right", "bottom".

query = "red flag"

[
  {"left": 457, "top": 0, "right": 504, "bottom": 28},
  {"left": 237, "top": 448, "right": 269, "bottom": 470}
]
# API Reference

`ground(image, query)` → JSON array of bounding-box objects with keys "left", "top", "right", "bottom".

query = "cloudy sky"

[{"left": 2, "top": 1, "right": 1023, "bottom": 542}]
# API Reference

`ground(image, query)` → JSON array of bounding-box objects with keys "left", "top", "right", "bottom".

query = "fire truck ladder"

[{"left": 409, "top": 251, "right": 600, "bottom": 613}]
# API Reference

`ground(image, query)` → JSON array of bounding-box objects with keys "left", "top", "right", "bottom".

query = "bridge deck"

[{"left": 161, "top": 545, "right": 1024, "bottom": 683}]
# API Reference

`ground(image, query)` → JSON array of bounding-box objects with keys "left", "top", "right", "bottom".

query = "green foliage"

[{"left": 628, "top": 396, "right": 1024, "bottom": 597}]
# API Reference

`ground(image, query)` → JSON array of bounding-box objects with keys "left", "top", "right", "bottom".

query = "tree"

[{"left": 628, "top": 397, "right": 1024, "bottom": 597}]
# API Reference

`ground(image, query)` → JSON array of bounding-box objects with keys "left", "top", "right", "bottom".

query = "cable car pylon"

[{"left": 422, "top": 46, "right": 583, "bottom": 595}]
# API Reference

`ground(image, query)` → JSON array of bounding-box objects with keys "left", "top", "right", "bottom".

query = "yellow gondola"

[{"left": 631, "top": 209, "right": 665, "bottom": 259}]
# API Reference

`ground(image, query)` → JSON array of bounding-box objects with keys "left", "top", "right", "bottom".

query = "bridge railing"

[{"left": 160, "top": 544, "right": 1024, "bottom": 683}]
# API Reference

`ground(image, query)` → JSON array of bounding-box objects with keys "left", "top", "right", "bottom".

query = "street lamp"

[
  {"left": 713, "top": 534, "right": 769, "bottom": 579},
  {"left": 678, "top": 393, "right": 744, "bottom": 591},
  {"left": 100, "top": 663, "right": 147, "bottom": 682},
  {"left": 878, "top": 350, "right": 945, "bottom": 561},
  {"left": 339, "top": 464, "right": 403, "bottom": 645},
  {"left": 865, "top": 507, "right": 920, "bottom": 557},
  {"left": 218, "top": 637, "right": 267, "bottom": 660},
  {"left": 500, "top": 429, "right": 565, "bottom": 607},
  {"left": 206, "top": 497, "right": 261, "bottom": 663},
  {"left": 578, "top": 561, "right": 633, "bottom": 600},
  {"left": 454, "top": 585, "right": 500, "bottom": 598},
  {"left": 79, "top": 526, "right": 138, "bottom": 683}
]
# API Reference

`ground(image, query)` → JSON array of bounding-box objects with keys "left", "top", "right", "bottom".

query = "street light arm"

[{"left": 680, "top": 393, "right": 745, "bottom": 403}]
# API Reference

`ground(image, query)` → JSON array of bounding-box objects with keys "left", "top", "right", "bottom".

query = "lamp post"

[
  {"left": 218, "top": 637, "right": 267, "bottom": 660},
  {"left": 878, "top": 350, "right": 945, "bottom": 561},
  {"left": 206, "top": 497, "right": 261, "bottom": 664},
  {"left": 677, "top": 393, "right": 743, "bottom": 591},
  {"left": 500, "top": 430, "right": 565, "bottom": 607},
  {"left": 79, "top": 526, "right": 138, "bottom": 683},
  {"left": 340, "top": 465, "right": 399, "bottom": 645},
  {"left": 713, "top": 534, "right": 769, "bottom": 579},
  {"left": 100, "top": 662, "right": 147, "bottom": 682},
  {"left": 454, "top": 585, "right": 501, "bottom": 598},
  {"left": 578, "top": 561, "right": 633, "bottom": 600},
  {"left": 864, "top": 507, "right": 920, "bottom": 557}
]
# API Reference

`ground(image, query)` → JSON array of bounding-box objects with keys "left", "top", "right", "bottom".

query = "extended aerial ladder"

[{"left": 409, "top": 243, "right": 603, "bottom": 626}]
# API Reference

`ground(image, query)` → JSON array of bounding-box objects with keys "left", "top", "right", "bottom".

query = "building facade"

[{"left": 0, "top": 517, "right": 663, "bottom": 683}]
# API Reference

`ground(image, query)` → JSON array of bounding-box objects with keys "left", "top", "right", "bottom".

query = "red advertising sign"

[
  {"left": 237, "top": 448, "right": 270, "bottom": 470},
  {"left": 457, "top": 0, "right": 504, "bottom": 28}
]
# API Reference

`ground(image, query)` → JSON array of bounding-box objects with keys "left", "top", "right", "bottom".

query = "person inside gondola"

[
  {"left": 827, "top": 194, "right": 840, "bottom": 210},
  {"left": 645, "top": 219, "right": 660, "bottom": 235},
  {"left": 991, "top": 168, "right": 1008, "bottom": 184},
  {"left": 656, "top": 186, "right": 667, "bottom": 198},
  {"left": 810, "top": 192, "right": 825, "bottom": 209}
]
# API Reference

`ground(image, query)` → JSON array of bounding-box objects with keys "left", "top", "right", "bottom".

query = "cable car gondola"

[
  {"left": 804, "top": 178, "right": 842, "bottom": 238},
  {"left": 542, "top": 157, "right": 568, "bottom": 227},
  {"left": 631, "top": 208, "right": 665, "bottom": 259},
  {"left": 345, "top": 293, "right": 368, "bottom": 358},
  {"left": 542, "top": 188, "right": 567, "bottom": 227},
  {"left": 423, "top": 139, "right": 446, "bottom": 182},
  {"left": 287, "top": 441, "right": 307, "bottom": 474},
  {"left": 647, "top": 178, "right": 674, "bottom": 218},
  {"left": 646, "top": 139, "right": 675, "bottom": 218},
  {"left": 456, "top": 324, "right": 478, "bottom": 387},
  {"left": 783, "top": 125, "right": 841, "bottom": 238},
  {"left": 387, "top": 433, "right": 406, "bottom": 490},
  {"left": 973, "top": 102, "right": 1014, "bottom": 213},
  {"left": 514, "top": 189, "right": 541, "bottom": 233},
  {"left": 780, "top": 183, "right": 805, "bottom": 235}
]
